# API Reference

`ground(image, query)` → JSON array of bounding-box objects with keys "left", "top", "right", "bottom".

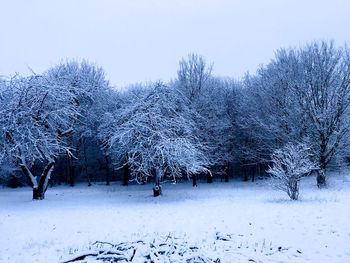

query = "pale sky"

[{"left": 1, "top": 0, "right": 349, "bottom": 88}]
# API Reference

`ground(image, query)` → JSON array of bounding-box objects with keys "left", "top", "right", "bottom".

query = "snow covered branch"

[{"left": 267, "top": 143, "right": 317, "bottom": 200}]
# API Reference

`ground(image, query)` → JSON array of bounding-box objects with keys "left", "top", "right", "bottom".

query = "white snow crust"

[{"left": 1, "top": 172, "right": 350, "bottom": 262}]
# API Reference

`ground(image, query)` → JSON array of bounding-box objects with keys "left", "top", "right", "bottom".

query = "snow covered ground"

[{"left": 0, "top": 172, "right": 350, "bottom": 263}]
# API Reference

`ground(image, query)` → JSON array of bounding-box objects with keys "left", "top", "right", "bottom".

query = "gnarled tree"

[{"left": 0, "top": 74, "right": 77, "bottom": 199}]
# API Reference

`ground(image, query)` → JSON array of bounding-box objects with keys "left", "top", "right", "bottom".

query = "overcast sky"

[{"left": 1, "top": 0, "right": 349, "bottom": 88}]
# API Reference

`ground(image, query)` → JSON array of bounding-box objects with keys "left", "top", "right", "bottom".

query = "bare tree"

[
  {"left": 267, "top": 143, "right": 317, "bottom": 200},
  {"left": 238, "top": 49, "right": 303, "bottom": 170},
  {"left": 294, "top": 41, "right": 350, "bottom": 187},
  {"left": 177, "top": 53, "right": 212, "bottom": 101},
  {"left": 176, "top": 54, "right": 234, "bottom": 180}
]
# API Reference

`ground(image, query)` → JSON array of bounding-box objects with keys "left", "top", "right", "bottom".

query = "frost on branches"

[
  {"left": 100, "top": 83, "right": 209, "bottom": 192},
  {"left": 267, "top": 143, "right": 317, "bottom": 200},
  {"left": 293, "top": 42, "right": 350, "bottom": 187},
  {"left": 46, "top": 60, "right": 113, "bottom": 186},
  {"left": 0, "top": 75, "right": 77, "bottom": 199}
]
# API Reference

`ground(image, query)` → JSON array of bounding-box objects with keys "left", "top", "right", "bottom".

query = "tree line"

[{"left": 1, "top": 41, "right": 350, "bottom": 199}]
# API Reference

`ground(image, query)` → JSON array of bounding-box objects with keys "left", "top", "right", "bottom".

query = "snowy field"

[{"left": 1, "top": 173, "right": 350, "bottom": 263}]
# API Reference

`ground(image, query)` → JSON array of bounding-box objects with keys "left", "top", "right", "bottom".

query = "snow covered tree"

[
  {"left": 197, "top": 78, "right": 235, "bottom": 161},
  {"left": 0, "top": 74, "right": 78, "bottom": 199},
  {"left": 176, "top": 54, "right": 234, "bottom": 181},
  {"left": 267, "top": 143, "right": 317, "bottom": 200},
  {"left": 98, "top": 83, "right": 147, "bottom": 186},
  {"left": 177, "top": 53, "right": 212, "bottom": 101},
  {"left": 238, "top": 49, "right": 303, "bottom": 171},
  {"left": 234, "top": 82, "right": 265, "bottom": 180},
  {"left": 100, "top": 82, "right": 209, "bottom": 193},
  {"left": 45, "top": 60, "right": 112, "bottom": 186},
  {"left": 239, "top": 41, "right": 350, "bottom": 187},
  {"left": 46, "top": 60, "right": 111, "bottom": 137},
  {"left": 293, "top": 41, "right": 350, "bottom": 187}
]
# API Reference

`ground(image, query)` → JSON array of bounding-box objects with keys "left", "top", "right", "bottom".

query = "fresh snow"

[{"left": 0, "top": 173, "right": 350, "bottom": 262}]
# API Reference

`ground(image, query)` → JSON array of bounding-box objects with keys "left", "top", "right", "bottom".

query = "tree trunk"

[
  {"left": 224, "top": 163, "right": 229, "bottom": 182},
  {"left": 206, "top": 172, "right": 213, "bottom": 183},
  {"left": 317, "top": 168, "right": 326, "bottom": 188},
  {"left": 317, "top": 143, "right": 327, "bottom": 188},
  {"left": 123, "top": 163, "right": 129, "bottom": 186},
  {"left": 153, "top": 168, "right": 163, "bottom": 197},
  {"left": 104, "top": 154, "right": 110, "bottom": 186},
  {"left": 68, "top": 156, "right": 75, "bottom": 187},
  {"left": 243, "top": 163, "right": 248, "bottom": 182},
  {"left": 251, "top": 172, "right": 255, "bottom": 182},
  {"left": 33, "top": 161, "right": 55, "bottom": 200},
  {"left": 17, "top": 149, "right": 55, "bottom": 200},
  {"left": 192, "top": 174, "right": 197, "bottom": 187},
  {"left": 19, "top": 162, "right": 42, "bottom": 200},
  {"left": 250, "top": 169, "right": 255, "bottom": 183},
  {"left": 80, "top": 138, "right": 91, "bottom": 186},
  {"left": 287, "top": 180, "right": 299, "bottom": 200},
  {"left": 32, "top": 187, "right": 45, "bottom": 200},
  {"left": 19, "top": 163, "right": 36, "bottom": 188}
]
